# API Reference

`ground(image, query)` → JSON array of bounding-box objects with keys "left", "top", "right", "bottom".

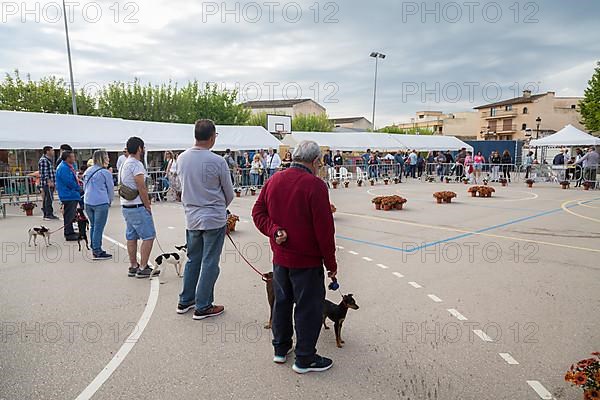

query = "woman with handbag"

[{"left": 83, "top": 150, "right": 114, "bottom": 260}]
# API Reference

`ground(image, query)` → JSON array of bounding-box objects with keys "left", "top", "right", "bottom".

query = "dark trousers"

[
  {"left": 42, "top": 185, "right": 54, "bottom": 217},
  {"left": 272, "top": 264, "right": 325, "bottom": 366},
  {"left": 62, "top": 200, "right": 78, "bottom": 236}
]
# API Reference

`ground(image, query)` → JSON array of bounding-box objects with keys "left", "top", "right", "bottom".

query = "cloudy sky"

[{"left": 1, "top": 0, "right": 599, "bottom": 127}]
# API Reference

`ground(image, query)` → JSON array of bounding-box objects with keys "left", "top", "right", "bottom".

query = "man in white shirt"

[
  {"left": 116, "top": 148, "right": 128, "bottom": 172},
  {"left": 119, "top": 137, "right": 157, "bottom": 279},
  {"left": 267, "top": 148, "right": 282, "bottom": 177}
]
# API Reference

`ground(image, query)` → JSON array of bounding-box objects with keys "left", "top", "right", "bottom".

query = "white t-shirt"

[
  {"left": 267, "top": 153, "right": 281, "bottom": 169},
  {"left": 119, "top": 156, "right": 146, "bottom": 205},
  {"left": 117, "top": 154, "right": 127, "bottom": 171}
]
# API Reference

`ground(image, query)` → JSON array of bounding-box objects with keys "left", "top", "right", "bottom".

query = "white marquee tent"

[
  {"left": 0, "top": 110, "right": 281, "bottom": 151},
  {"left": 283, "top": 131, "right": 473, "bottom": 152},
  {"left": 529, "top": 124, "right": 600, "bottom": 147}
]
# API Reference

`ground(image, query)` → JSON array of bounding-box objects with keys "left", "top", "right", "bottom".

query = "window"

[
  {"left": 505, "top": 105, "right": 513, "bottom": 111},
  {"left": 490, "top": 107, "right": 497, "bottom": 117},
  {"left": 523, "top": 107, "right": 528, "bottom": 114},
  {"left": 571, "top": 105, "right": 576, "bottom": 109},
  {"left": 522, "top": 123, "right": 527, "bottom": 130}
]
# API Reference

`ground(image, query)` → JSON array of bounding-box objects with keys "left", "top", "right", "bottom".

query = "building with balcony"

[{"left": 474, "top": 91, "right": 584, "bottom": 141}]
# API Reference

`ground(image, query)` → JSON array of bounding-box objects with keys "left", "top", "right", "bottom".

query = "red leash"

[{"left": 226, "top": 233, "right": 271, "bottom": 281}]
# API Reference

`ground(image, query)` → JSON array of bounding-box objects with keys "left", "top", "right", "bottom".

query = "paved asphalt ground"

[{"left": 1, "top": 180, "right": 599, "bottom": 400}]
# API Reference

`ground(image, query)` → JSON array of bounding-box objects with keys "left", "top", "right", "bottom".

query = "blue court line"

[{"left": 336, "top": 197, "right": 600, "bottom": 253}]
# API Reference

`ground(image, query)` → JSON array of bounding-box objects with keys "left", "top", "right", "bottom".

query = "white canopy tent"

[
  {"left": 283, "top": 131, "right": 472, "bottom": 152},
  {"left": 0, "top": 110, "right": 281, "bottom": 151},
  {"left": 529, "top": 124, "right": 600, "bottom": 147}
]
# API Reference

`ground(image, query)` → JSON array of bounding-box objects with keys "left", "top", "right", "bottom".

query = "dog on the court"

[
  {"left": 263, "top": 272, "right": 274, "bottom": 329},
  {"left": 153, "top": 244, "right": 187, "bottom": 277},
  {"left": 75, "top": 208, "right": 89, "bottom": 251},
  {"left": 322, "top": 294, "right": 360, "bottom": 348},
  {"left": 28, "top": 226, "right": 51, "bottom": 246}
]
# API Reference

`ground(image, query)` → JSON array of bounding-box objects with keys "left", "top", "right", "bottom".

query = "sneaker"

[
  {"left": 136, "top": 266, "right": 159, "bottom": 279},
  {"left": 292, "top": 355, "right": 333, "bottom": 374},
  {"left": 43, "top": 215, "right": 59, "bottom": 221},
  {"left": 93, "top": 252, "right": 113, "bottom": 261},
  {"left": 273, "top": 347, "right": 294, "bottom": 364},
  {"left": 192, "top": 305, "right": 224, "bottom": 320},
  {"left": 176, "top": 302, "right": 195, "bottom": 314},
  {"left": 128, "top": 266, "right": 140, "bottom": 277}
]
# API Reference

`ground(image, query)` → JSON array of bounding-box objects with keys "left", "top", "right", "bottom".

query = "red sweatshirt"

[{"left": 252, "top": 165, "right": 337, "bottom": 273}]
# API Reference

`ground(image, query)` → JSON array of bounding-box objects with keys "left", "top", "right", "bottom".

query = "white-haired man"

[{"left": 252, "top": 140, "right": 337, "bottom": 374}]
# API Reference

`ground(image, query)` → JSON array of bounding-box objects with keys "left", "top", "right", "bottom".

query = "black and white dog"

[
  {"left": 153, "top": 244, "right": 187, "bottom": 277},
  {"left": 28, "top": 226, "right": 51, "bottom": 246}
]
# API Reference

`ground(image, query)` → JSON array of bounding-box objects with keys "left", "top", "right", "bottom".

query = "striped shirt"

[{"left": 38, "top": 155, "right": 55, "bottom": 186}]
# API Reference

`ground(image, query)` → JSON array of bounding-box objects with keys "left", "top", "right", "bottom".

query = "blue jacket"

[
  {"left": 83, "top": 165, "right": 114, "bottom": 206},
  {"left": 56, "top": 161, "right": 81, "bottom": 201}
]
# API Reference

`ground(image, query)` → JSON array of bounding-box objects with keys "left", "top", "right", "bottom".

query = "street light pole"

[
  {"left": 62, "top": 0, "right": 78, "bottom": 115},
  {"left": 370, "top": 52, "right": 386, "bottom": 131},
  {"left": 535, "top": 116, "right": 541, "bottom": 160}
]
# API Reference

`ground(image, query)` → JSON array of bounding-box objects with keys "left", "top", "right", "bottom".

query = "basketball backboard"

[{"left": 267, "top": 114, "right": 292, "bottom": 134}]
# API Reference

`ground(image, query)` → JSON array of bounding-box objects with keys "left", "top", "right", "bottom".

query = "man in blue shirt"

[{"left": 56, "top": 151, "right": 81, "bottom": 241}]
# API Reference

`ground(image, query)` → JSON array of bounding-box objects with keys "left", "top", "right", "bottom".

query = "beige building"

[
  {"left": 241, "top": 98, "right": 326, "bottom": 117},
  {"left": 474, "top": 91, "right": 584, "bottom": 141},
  {"left": 330, "top": 117, "right": 373, "bottom": 131},
  {"left": 389, "top": 110, "right": 480, "bottom": 138}
]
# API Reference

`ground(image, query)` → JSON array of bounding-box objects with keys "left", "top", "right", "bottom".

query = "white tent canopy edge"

[{"left": 529, "top": 124, "right": 600, "bottom": 147}]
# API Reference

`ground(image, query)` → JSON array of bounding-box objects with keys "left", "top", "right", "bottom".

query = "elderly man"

[
  {"left": 252, "top": 140, "right": 337, "bottom": 374},
  {"left": 577, "top": 146, "right": 599, "bottom": 188},
  {"left": 176, "top": 119, "right": 234, "bottom": 319}
]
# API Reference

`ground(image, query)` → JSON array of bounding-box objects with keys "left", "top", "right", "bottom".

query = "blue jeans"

[
  {"left": 179, "top": 226, "right": 226, "bottom": 312},
  {"left": 85, "top": 203, "right": 109, "bottom": 254}
]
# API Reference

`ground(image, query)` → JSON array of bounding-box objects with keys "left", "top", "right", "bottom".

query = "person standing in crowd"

[
  {"left": 426, "top": 151, "right": 435, "bottom": 176},
  {"left": 362, "top": 149, "right": 371, "bottom": 167},
  {"left": 577, "top": 146, "right": 599, "bottom": 188},
  {"left": 416, "top": 152, "right": 425, "bottom": 178},
  {"left": 55, "top": 151, "right": 81, "bottom": 241},
  {"left": 501, "top": 150, "right": 513, "bottom": 182},
  {"left": 523, "top": 151, "right": 534, "bottom": 179},
  {"left": 444, "top": 150, "right": 454, "bottom": 177},
  {"left": 490, "top": 150, "right": 501, "bottom": 182},
  {"left": 38, "top": 146, "right": 58, "bottom": 220},
  {"left": 473, "top": 151, "right": 485, "bottom": 184},
  {"left": 574, "top": 148, "right": 584, "bottom": 187},
  {"left": 56, "top": 144, "right": 73, "bottom": 168},
  {"left": 368, "top": 153, "right": 379, "bottom": 179},
  {"left": 165, "top": 151, "right": 181, "bottom": 201},
  {"left": 464, "top": 151, "right": 473, "bottom": 183},
  {"left": 250, "top": 154, "right": 263, "bottom": 186},
  {"left": 176, "top": 119, "right": 234, "bottom": 320},
  {"left": 281, "top": 150, "right": 293, "bottom": 169},
  {"left": 119, "top": 136, "right": 158, "bottom": 279},
  {"left": 239, "top": 152, "right": 252, "bottom": 186},
  {"left": 408, "top": 150, "right": 418, "bottom": 179},
  {"left": 333, "top": 150, "right": 343, "bottom": 174},
  {"left": 394, "top": 151, "right": 404, "bottom": 179},
  {"left": 252, "top": 140, "right": 337, "bottom": 374},
  {"left": 116, "top": 148, "right": 128, "bottom": 173},
  {"left": 83, "top": 150, "right": 114, "bottom": 260},
  {"left": 223, "top": 149, "right": 237, "bottom": 184},
  {"left": 323, "top": 150, "right": 333, "bottom": 168},
  {"left": 435, "top": 151, "right": 446, "bottom": 181},
  {"left": 267, "top": 148, "right": 282, "bottom": 177}
]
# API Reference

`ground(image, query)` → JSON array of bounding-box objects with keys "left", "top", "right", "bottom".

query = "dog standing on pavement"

[
  {"left": 263, "top": 272, "right": 274, "bottom": 329},
  {"left": 154, "top": 244, "right": 187, "bottom": 277},
  {"left": 28, "top": 226, "right": 51, "bottom": 247},
  {"left": 75, "top": 208, "right": 89, "bottom": 251},
  {"left": 322, "top": 294, "right": 360, "bottom": 348}
]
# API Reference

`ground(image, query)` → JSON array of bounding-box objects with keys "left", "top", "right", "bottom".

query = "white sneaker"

[{"left": 273, "top": 347, "right": 294, "bottom": 364}]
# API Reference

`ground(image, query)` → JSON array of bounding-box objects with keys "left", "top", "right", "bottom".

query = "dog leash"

[{"left": 226, "top": 232, "right": 271, "bottom": 282}]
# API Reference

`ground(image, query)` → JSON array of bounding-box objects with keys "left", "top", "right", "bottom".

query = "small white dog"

[
  {"left": 153, "top": 244, "right": 187, "bottom": 278},
  {"left": 28, "top": 226, "right": 51, "bottom": 246}
]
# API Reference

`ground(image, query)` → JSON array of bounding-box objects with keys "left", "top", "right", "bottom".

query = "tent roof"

[
  {"left": 0, "top": 110, "right": 281, "bottom": 151},
  {"left": 283, "top": 131, "right": 472, "bottom": 152},
  {"left": 283, "top": 131, "right": 406, "bottom": 151},
  {"left": 529, "top": 124, "right": 600, "bottom": 147}
]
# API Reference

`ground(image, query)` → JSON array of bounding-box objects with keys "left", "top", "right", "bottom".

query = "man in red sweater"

[{"left": 252, "top": 140, "right": 338, "bottom": 374}]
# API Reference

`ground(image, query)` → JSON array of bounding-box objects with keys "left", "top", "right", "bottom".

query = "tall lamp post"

[
  {"left": 370, "top": 51, "right": 386, "bottom": 131},
  {"left": 62, "top": 0, "right": 77, "bottom": 115},
  {"left": 535, "top": 116, "right": 541, "bottom": 160}
]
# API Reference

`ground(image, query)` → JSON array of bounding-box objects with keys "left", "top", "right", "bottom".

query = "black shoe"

[
  {"left": 128, "top": 266, "right": 140, "bottom": 277},
  {"left": 93, "top": 252, "right": 113, "bottom": 261},
  {"left": 176, "top": 302, "right": 195, "bottom": 314},
  {"left": 136, "top": 266, "right": 159, "bottom": 279},
  {"left": 65, "top": 234, "right": 79, "bottom": 241},
  {"left": 292, "top": 355, "right": 333, "bottom": 374}
]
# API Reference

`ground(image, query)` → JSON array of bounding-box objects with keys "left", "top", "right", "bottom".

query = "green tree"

[
  {"left": 291, "top": 113, "right": 333, "bottom": 132},
  {"left": 0, "top": 69, "right": 96, "bottom": 115},
  {"left": 378, "top": 125, "right": 433, "bottom": 135},
  {"left": 579, "top": 61, "right": 600, "bottom": 134}
]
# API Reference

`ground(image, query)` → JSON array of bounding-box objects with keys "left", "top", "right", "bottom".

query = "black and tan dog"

[
  {"left": 28, "top": 226, "right": 51, "bottom": 246},
  {"left": 75, "top": 208, "right": 89, "bottom": 251},
  {"left": 322, "top": 294, "right": 359, "bottom": 348},
  {"left": 263, "top": 272, "right": 274, "bottom": 329}
]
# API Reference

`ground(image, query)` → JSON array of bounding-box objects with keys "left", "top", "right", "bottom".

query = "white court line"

[
  {"left": 362, "top": 256, "right": 373, "bottom": 261},
  {"left": 499, "top": 353, "right": 519, "bottom": 365},
  {"left": 408, "top": 281, "right": 422, "bottom": 288},
  {"left": 348, "top": 251, "right": 359, "bottom": 255},
  {"left": 447, "top": 309, "right": 468, "bottom": 321},
  {"left": 377, "top": 263, "right": 389, "bottom": 269},
  {"left": 337, "top": 245, "right": 345, "bottom": 249},
  {"left": 473, "top": 329, "right": 493, "bottom": 342},
  {"left": 75, "top": 235, "right": 160, "bottom": 400},
  {"left": 427, "top": 294, "right": 443, "bottom": 303},
  {"left": 392, "top": 272, "right": 404, "bottom": 278},
  {"left": 167, "top": 226, "right": 175, "bottom": 230},
  {"left": 526, "top": 381, "right": 553, "bottom": 399}
]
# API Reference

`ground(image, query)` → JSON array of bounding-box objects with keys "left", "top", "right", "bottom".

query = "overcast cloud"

[{"left": 1, "top": 0, "right": 599, "bottom": 127}]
